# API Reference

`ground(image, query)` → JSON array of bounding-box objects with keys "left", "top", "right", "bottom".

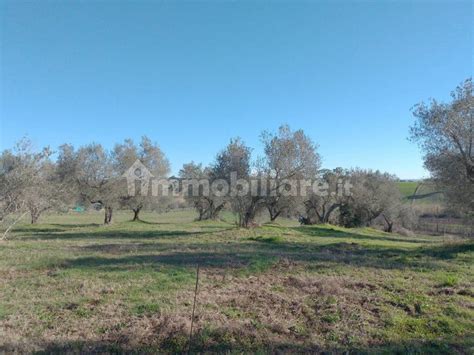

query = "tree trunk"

[
  {"left": 299, "top": 216, "right": 311, "bottom": 225},
  {"left": 270, "top": 210, "right": 281, "bottom": 222},
  {"left": 29, "top": 207, "right": 42, "bottom": 224},
  {"left": 241, "top": 197, "right": 261, "bottom": 228},
  {"left": 209, "top": 203, "right": 224, "bottom": 220},
  {"left": 267, "top": 204, "right": 281, "bottom": 222},
  {"left": 31, "top": 214, "right": 39, "bottom": 224},
  {"left": 387, "top": 223, "right": 393, "bottom": 233},
  {"left": 321, "top": 203, "right": 341, "bottom": 224},
  {"left": 197, "top": 209, "right": 204, "bottom": 221},
  {"left": 104, "top": 207, "right": 113, "bottom": 224},
  {"left": 193, "top": 200, "right": 207, "bottom": 221},
  {"left": 243, "top": 207, "right": 255, "bottom": 228},
  {"left": 132, "top": 208, "right": 141, "bottom": 221},
  {"left": 382, "top": 214, "right": 393, "bottom": 233}
]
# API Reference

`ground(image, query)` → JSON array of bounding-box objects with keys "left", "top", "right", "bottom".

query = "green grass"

[
  {"left": 398, "top": 181, "right": 419, "bottom": 198},
  {"left": 0, "top": 210, "right": 473, "bottom": 353},
  {"left": 398, "top": 181, "right": 445, "bottom": 207}
]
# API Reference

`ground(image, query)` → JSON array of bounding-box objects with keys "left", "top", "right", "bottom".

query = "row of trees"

[
  {"left": 179, "top": 126, "right": 321, "bottom": 227},
  {"left": 178, "top": 126, "right": 414, "bottom": 231},
  {"left": 1, "top": 78, "right": 471, "bottom": 236},
  {"left": 183, "top": 75, "right": 474, "bottom": 228},
  {"left": 0, "top": 125, "right": 409, "bottom": 233},
  {"left": 1, "top": 137, "right": 170, "bottom": 233}
]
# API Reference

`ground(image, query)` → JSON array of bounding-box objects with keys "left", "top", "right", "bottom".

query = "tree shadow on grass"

[
  {"left": 65, "top": 252, "right": 253, "bottom": 271},
  {"left": 76, "top": 242, "right": 171, "bottom": 254},
  {"left": 13, "top": 223, "right": 101, "bottom": 234},
  {"left": 51, "top": 223, "right": 102, "bottom": 229},
  {"left": 18, "top": 222, "right": 472, "bottom": 271},
  {"left": 12, "top": 227, "right": 66, "bottom": 234},
  {"left": 416, "top": 241, "right": 474, "bottom": 259},
  {"left": 295, "top": 226, "right": 432, "bottom": 244},
  {"left": 61, "top": 238, "right": 466, "bottom": 272},
  {"left": 2, "top": 330, "right": 469, "bottom": 354},
  {"left": 18, "top": 227, "right": 236, "bottom": 241},
  {"left": 127, "top": 219, "right": 175, "bottom": 225},
  {"left": 18, "top": 229, "right": 195, "bottom": 240}
]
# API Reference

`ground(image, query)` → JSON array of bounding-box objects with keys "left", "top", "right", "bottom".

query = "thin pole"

[{"left": 188, "top": 264, "right": 200, "bottom": 354}]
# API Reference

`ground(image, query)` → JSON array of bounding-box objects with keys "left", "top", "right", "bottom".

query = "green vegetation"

[
  {"left": 1, "top": 210, "right": 473, "bottom": 353},
  {"left": 397, "top": 181, "right": 419, "bottom": 198},
  {"left": 398, "top": 181, "right": 446, "bottom": 210}
]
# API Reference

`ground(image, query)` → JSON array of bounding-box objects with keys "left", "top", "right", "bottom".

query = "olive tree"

[
  {"left": 212, "top": 138, "right": 261, "bottom": 227},
  {"left": 0, "top": 150, "right": 26, "bottom": 223},
  {"left": 179, "top": 162, "right": 220, "bottom": 221},
  {"left": 302, "top": 168, "right": 350, "bottom": 224},
  {"left": 62, "top": 143, "right": 118, "bottom": 224},
  {"left": 23, "top": 160, "right": 65, "bottom": 224},
  {"left": 410, "top": 78, "right": 473, "bottom": 214},
  {"left": 342, "top": 169, "right": 406, "bottom": 232},
  {"left": 261, "top": 125, "right": 320, "bottom": 221},
  {"left": 113, "top": 136, "right": 170, "bottom": 221},
  {"left": 0, "top": 139, "right": 53, "bottom": 237}
]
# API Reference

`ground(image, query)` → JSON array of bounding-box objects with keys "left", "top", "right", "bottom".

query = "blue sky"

[{"left": 0, "top": 1, "right": 472, "bottom": 179}]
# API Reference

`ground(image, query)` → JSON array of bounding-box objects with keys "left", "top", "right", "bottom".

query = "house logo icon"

[{"left": 122, "top": 160, "right": 154, "bottom": 196}]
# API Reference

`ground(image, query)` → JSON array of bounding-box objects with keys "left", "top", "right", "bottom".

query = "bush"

[{"left": 338, "top": 204, "right": 366, "bottom": 228}]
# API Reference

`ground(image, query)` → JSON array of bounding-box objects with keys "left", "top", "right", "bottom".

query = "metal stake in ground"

[{"left": 188, "top": 264, "right": 200, "bottom": 354}]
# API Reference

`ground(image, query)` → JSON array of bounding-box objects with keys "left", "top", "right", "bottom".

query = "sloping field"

[{"left": 398, "top": 181, "right": 444, "bottom": 205}]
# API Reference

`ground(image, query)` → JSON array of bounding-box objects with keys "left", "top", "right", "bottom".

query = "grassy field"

[
  {"left": 1, "top": 210, "right": 473, "bottom": 353},
  {"left": 397, "top": 181, "right": 444, "bottom": 206},
  {"left": 397, "top": 181, "right": 420, "bottom": 198}
]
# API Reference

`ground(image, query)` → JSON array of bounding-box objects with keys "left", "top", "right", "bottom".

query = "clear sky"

[{"left": 0, "top": 0, "right": 472, "bottom": 179}]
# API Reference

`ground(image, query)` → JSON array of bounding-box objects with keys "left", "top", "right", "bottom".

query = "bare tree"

[
  {"left": 0, "top": 150, "right": 25, "bottom": 223},
  {"left": 0, "top": 139, "right": 53, "bottom": 237},
  {"left": 410, "top": 78, "right": 473, "bottom": 214},
  {"left": 23, "top": 160, "right": 66, "bottom": 224}
]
